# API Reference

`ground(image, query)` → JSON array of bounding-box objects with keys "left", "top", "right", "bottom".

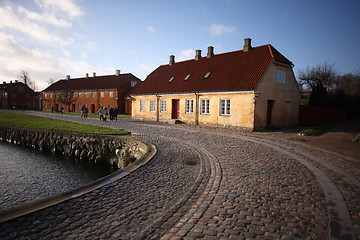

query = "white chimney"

[
  {"left": 2, "top": 81, "right": 5, "bottom": 84},
  {"left": 243, "top": 38, "right": 252, "bottom": 52},
  {"left": 116, "top": 69, "right": 121, "bottom": 76},
  {"left": 86, "top": 73, "right": 89, "bottom": 78},
  {"left": 195, "top": 50, "right": 202, "bottom": 60},
  {"left": 15, "top": 80, "right": 18, "bottom": 83},
  {"left": 66, "top": 75, "right": 70, "bottom": 80},
  {"left": 169, "top": 55, "right": 175, "bottom": 65},
  {"left": 10, "top": 80, "right": 12, "bottom": 83},
  {"left": 207, "top": 46, "right": 214, "bottom": 58},
  {"left": 93, "top": 72, "right": 96, "bottom": 77}
]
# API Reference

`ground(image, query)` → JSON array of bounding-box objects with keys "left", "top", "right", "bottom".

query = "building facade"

[
  {"left": 42, "top": 71, "right": 141, "bottom": 114},
  {"left": 0, "top": 81, "right": 37, "bottom": 109},
  {"left": 130, "top": 39, "right": 301, "bottom": 130}
]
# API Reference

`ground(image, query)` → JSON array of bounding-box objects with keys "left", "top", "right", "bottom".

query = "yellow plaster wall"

[{"left": 254, "top": 63, "right": 301, "bottom": 129}]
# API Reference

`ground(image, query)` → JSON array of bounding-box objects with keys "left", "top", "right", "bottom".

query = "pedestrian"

[
  {"left": 81, "top": 105, "right": 85, "bottom": 118},
  {"left": 104, "top": 107, "right": 108, "bottom": 121},
  {"left": 85, "top": 106, "right": 88, "bottom": 118},
  {"left": 114, "top": 107, "right": 118, "bottom": 121},
  {"left": 109, "top": 107, "right": 114, "bottom": 121},
  {"left": 61, "top": 106, "right": 64, "bottom": 113},
  {"left": 98, "top": 106, "right": 104, "bottom": 121}
]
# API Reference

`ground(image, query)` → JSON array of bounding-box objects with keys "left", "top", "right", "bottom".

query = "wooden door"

[
  {"left": 266, "top": 100, "right": 275, "bottom": 126},
  {"left": 172, "top": 99, "right": 180, "bottom": 119}
]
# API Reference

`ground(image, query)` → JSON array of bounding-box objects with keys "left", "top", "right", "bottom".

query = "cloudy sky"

[{"left": 1, "top": 0, "right": 359, "bottom": 91}]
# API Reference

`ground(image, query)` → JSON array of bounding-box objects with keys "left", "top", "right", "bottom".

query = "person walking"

[
  {"left": 114, "top": 107, "right": 118, "bottom": 121},
  {"left": 81, "top": 105, "right": 85, "bottom": 118},
  {"left": 98, "top": 106, "right": 105, "bottom": 121}
]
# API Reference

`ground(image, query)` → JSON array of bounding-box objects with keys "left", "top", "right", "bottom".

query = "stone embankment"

[{"left": 0, "top": 127, "right": 147, "bottom": 169}]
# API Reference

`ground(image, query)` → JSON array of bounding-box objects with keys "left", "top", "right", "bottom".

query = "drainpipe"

[
  {"left": 195, "top": 92, "right": 199, "bottom": 125},
  {"left": 156, "top": 94, "right": 160, "bottom": 122}
]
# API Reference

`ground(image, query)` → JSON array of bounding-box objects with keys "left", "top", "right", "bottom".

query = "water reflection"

[{"left": 0, "top": 141, "right": 114, "bottom": 211}]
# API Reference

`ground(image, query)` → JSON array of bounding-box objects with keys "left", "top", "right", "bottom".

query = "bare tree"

[
  {"left": 298, "top": 62, "right": 337, "bottom": 105},
  {"left": 18, "top": 70, "right": 35, "bottom": 90},
  {"left": 57, "top": 90, "right": 77, "bottom": 112}
]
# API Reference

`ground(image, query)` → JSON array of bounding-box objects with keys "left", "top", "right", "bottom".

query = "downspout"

[
  {"left": 195, "top": 92, "right": 199, "bottom": 125},
  {"left": 156, "top": 94, "right": 160, "bottom": 122}
]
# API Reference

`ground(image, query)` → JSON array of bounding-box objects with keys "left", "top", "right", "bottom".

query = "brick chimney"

[
  {"left": 66, "top": 75, "right": 70, "bottom": 80},
  {"left": 243, "top": 38, "right": 252, "bottom": 52},
  {"left": 116, "top": 69, "right": 121, "bottom": 76},
  {"left": 86, "top": 73, "right": 89, "bottom": 78},
  {"left": 207, "top": 46, "right": 214, "bottom": 58},
  {"left": 169, "top": 55, "right": 175, "bottom": 65},
  {"left": 195, "top": 50, "right": 202, "bottom": 60},
  {"left": 93, "top": 72, "right": 96, "bottom": 77}
]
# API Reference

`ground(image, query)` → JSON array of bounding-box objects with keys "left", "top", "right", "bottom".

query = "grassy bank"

[
  {"left": 0, "top": 111, "right": 128, "bottom": 135},
  {"left": 299, "top": 122, "right": 339, "bottom": 136}
]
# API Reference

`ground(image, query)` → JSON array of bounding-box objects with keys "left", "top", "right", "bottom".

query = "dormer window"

[
  {"left": 184, "top": 74, "right": 191, "bottom": 81},
  {"left": 169, "top": 77, "right": 174, "bottom": 82},
  {"left": 204, "top": 72, "right": 211, "bottom": 79}
]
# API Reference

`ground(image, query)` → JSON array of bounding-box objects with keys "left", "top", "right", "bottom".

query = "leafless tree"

[
  {"left": 57, "top": 90, "right": 77, "bottom": 112},
  {"left": 335, "top": 72, "right": 360, "bottom": 97},
  {"left": 18, "top": 70, "right": 35, "bottom": 90},
  {"left": 298, "top": 62, "right": 337, "bottom": 91}
]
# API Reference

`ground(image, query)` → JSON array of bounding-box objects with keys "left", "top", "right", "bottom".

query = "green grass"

[
  {"left": 299, "top": 122, "right": 339, "bottom": 136},
  {"left": 51, "top": 111, "right": 132, "bottom": 119},
  {"left": 0, "top": 111, "right": 129, "bottom": 135}
]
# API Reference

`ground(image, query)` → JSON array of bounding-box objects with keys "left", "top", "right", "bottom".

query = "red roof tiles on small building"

[{"left": 131, "top": 44, "right": 292, "bottom": 95}]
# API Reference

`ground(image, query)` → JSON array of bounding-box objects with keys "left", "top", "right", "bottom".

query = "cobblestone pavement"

[{"left": 1, "top": 111, "right": 359, "bottom": 239}]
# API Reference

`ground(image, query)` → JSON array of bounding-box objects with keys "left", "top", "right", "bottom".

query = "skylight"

[
  {"left": 204, "top": 72, "right": 211, "bottom": 79},
  {"left": 169, "top": 77, "right": 174, "bottom": 82},
  {"left": 184, "top": 74, "right": 191, "bottom": 81}
]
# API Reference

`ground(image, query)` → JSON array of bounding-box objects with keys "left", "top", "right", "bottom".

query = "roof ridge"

[{"left": 267, "top": 44, "right": 275, "bottom": 59}]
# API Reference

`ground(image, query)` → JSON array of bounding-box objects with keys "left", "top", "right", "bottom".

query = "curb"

[{"left": 0, "top": 140, "right": 157, "bottom": 223}]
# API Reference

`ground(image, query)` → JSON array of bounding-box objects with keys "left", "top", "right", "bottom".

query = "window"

[
  {"left": 204, "top": 72, "right": 211, "bottom": 79},
  {"left": 100, "top": 92, "right": 104, "bottom": 97},
  {"left": 160, "top": 100, "right": 167, "bottom": 112},
  {"left": 11, "top": 93, "right": 16, "bottom": 98},
  {"left": 73, "top": 92, "right": 76, "bottom": 98},
  {"left": 185, "top": 99, "right": 194, "bottom": 113},
  {"left": 276, "top": 69, "right": 286, "bottom": 84},
  {"left": 140, "top": 100, "right": 145, "bottom": 112},
  {"left": 184, "top": 74, "right": 191, "bottom": 81},
  {"left": 78, "top": 92, "right": 82, "bottom": 98},
  {"left": 91, "top": 92, "right": 95, "bottom": 98},
  {"left": 44, "top": 93, "right": 48, "bottom": 98},
  {"left": 45, "top": 103, "right": 47, "bottom": 108},
  {"left": 109, "top": 91, "right": 113, "bottom": 97},
  {"left": 18, "top": 86, "right": 24, "bottom": 92},
  {"left": 150, "top": 100, "right": 156, "bottom": 112},
  {"left": 56, "top": 93, "right": 59, "bottom": 98},
  {"left": 78, "top": 104, "right": 81, "bottom": 110},
  {"left": 26, "top": 94, "right": 30, "bottom": 99},
  {"left": 85, "top": 92, "right": 88, "bottom": 98},
  {"left": 50, "top": 93, "right": 53, "bottom": 98},
  {"left": 131, "top": 81, "right": 137, "bottom": 87},
  {"left": 201, "top": 99, "right": 210, "bottom": 114},
  {"left": 220, "top": 99, "right": 231, "bottom": 115},
  {"left": 169, "top": 77, "right": 174, "bottom": 82}
]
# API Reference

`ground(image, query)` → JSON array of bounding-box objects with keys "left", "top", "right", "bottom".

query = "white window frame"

[
  {"left": 200, "top": 99, "right": 210, "bottom": 114},
  {"left": 44, "top": 93, "right": 48, "bottom": 98},
  {"left": 220, "top": 99, "right": 231, "bottom": 115},
  {"left": 78, "top": 92, "right": 82, "bottom": 98},
  {"left": 160, "top": 100, "right": 167, "bottom": 112},
  {"left": 109, "top": 91, "right": 113, "bottom": 97},
  {"left": 45, "top": 103, "right": 47, "bottom": 108},
  {"left": 140, "top": 100, "right": 145, "bottom": 112},
  {"left": 185, "top": 99, "right": 194, "bottom": 114},
  {"left": 276, "top": 69, "right": 286, "bottom": 84},
  {"left": 50, "top": 93, "right": 53, "bottom": 98},
  {"left": 150, "top": 100, "right": 156, "bottom": 112},
  {"left": 78, "top": 104, "right": 81, "bottom": 110},
  {"left": 91, "top": 92, "right": 95, "bottom": 98},
  {"left": 131, "top": 81, "right": 137, "bottom": 87},
  {"left": 100, "top": 92, "right": 104, "bottom": 97},
  {"left": 85, "top": 92, "right": 88, "bottom": 98}
]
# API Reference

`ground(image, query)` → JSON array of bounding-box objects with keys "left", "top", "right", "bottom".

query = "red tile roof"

[
  {"left": 131, "top": 44, "right": 292, "bottom": 95},
  {"left": 43, "top": 73, "right": 140, "bottom": 92}
]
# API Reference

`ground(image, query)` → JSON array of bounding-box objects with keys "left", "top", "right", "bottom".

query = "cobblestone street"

[{"left": 0, "top": 111, "right": 359, "bottom": 239}]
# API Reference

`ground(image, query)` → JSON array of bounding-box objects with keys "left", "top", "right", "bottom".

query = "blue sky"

[{"left": 0, "top": 0, "right": 359, "bottom": 91}]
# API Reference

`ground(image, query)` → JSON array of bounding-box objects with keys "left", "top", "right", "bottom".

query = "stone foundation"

[{"left": 0, "top": 127, "right": 148, "bottom": 169}]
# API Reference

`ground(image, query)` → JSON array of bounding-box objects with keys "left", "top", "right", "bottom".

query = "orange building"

[
  {"left": 41, "top": 70, "right": 141, "bottom": 114},
  {"left": 0, "top": 80, "right": 37, "bottom": 109}
]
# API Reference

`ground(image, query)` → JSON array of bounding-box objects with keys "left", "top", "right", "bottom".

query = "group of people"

[
  {"left": 98, "top": 106, "right": 118, "bottom": 121},
  {"left": 80, "top": 105, "right": 89, "bottom": 118}
]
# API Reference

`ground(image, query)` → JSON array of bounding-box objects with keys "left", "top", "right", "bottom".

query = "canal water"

[{"left": 0, "top": 141, "right": 114, "bottom": 211}]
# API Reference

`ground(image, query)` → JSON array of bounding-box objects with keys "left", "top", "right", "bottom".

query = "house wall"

[
  {"left": 254, "top": 62, "right": 301, "bottom": 129},
  {"left": 0, "top": 83, "right": 36, "bottom": 109},
  {"left": 42, "top": 89, "right": 118, "bottom": 113},
  {"left": 131, "top": 91, "right": 255, "bottom": 129}
]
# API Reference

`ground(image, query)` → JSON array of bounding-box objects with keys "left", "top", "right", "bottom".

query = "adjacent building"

[
  {"left": 42, "top": 70, "right": 141, "bottom": 114},
  {"left": 0, "top": 81, "right": 37, "bottom": 109},
  {"left": 129, "top": 39, "right": 301, "bottom": 130}
]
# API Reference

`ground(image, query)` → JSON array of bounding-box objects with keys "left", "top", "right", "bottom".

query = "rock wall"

[{"left": 0, "top": 127, "right": 148, "bottom": 169}]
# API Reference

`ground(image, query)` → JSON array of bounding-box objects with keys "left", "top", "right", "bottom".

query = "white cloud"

[
  {"left": 140, "top": 63, "right": 155, "bottom": 72},
  {"left": 147, "top": 26, "right": 156, "bottom": 33},
  {"left": 17, "top": 6, "right": 71, "bottom": 28},
  {"left": 208, "top": 23, "right": 236, "bottom": 36},
  {"left": 178, "top": 49, "right": 195, "bottom": 61},
  {"left": 35, "top": 0, "right": 84, "bottom": 19}
]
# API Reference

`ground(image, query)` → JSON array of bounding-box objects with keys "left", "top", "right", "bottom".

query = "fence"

[{"left": 299, "top": 105, "right": 346, "bottom": 126}]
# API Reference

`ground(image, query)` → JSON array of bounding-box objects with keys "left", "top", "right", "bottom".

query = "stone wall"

[{"left": 0, "top": 127, "right": 148, "bottom": 169}]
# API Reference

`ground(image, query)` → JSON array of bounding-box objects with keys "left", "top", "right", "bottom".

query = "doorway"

[
  {"left": 91, "top": 104, "right": 95, "bottom": 113},
  {"left": 266, "top": 100, "right": 275, "bottom": 126},
  {"left": 171, "top": 99, "right": 180, "bottom": 119}
]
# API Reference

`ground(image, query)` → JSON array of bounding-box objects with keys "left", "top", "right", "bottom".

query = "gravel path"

[{"left": 0, "top": 111, "right": 359, "bottom": 239}]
